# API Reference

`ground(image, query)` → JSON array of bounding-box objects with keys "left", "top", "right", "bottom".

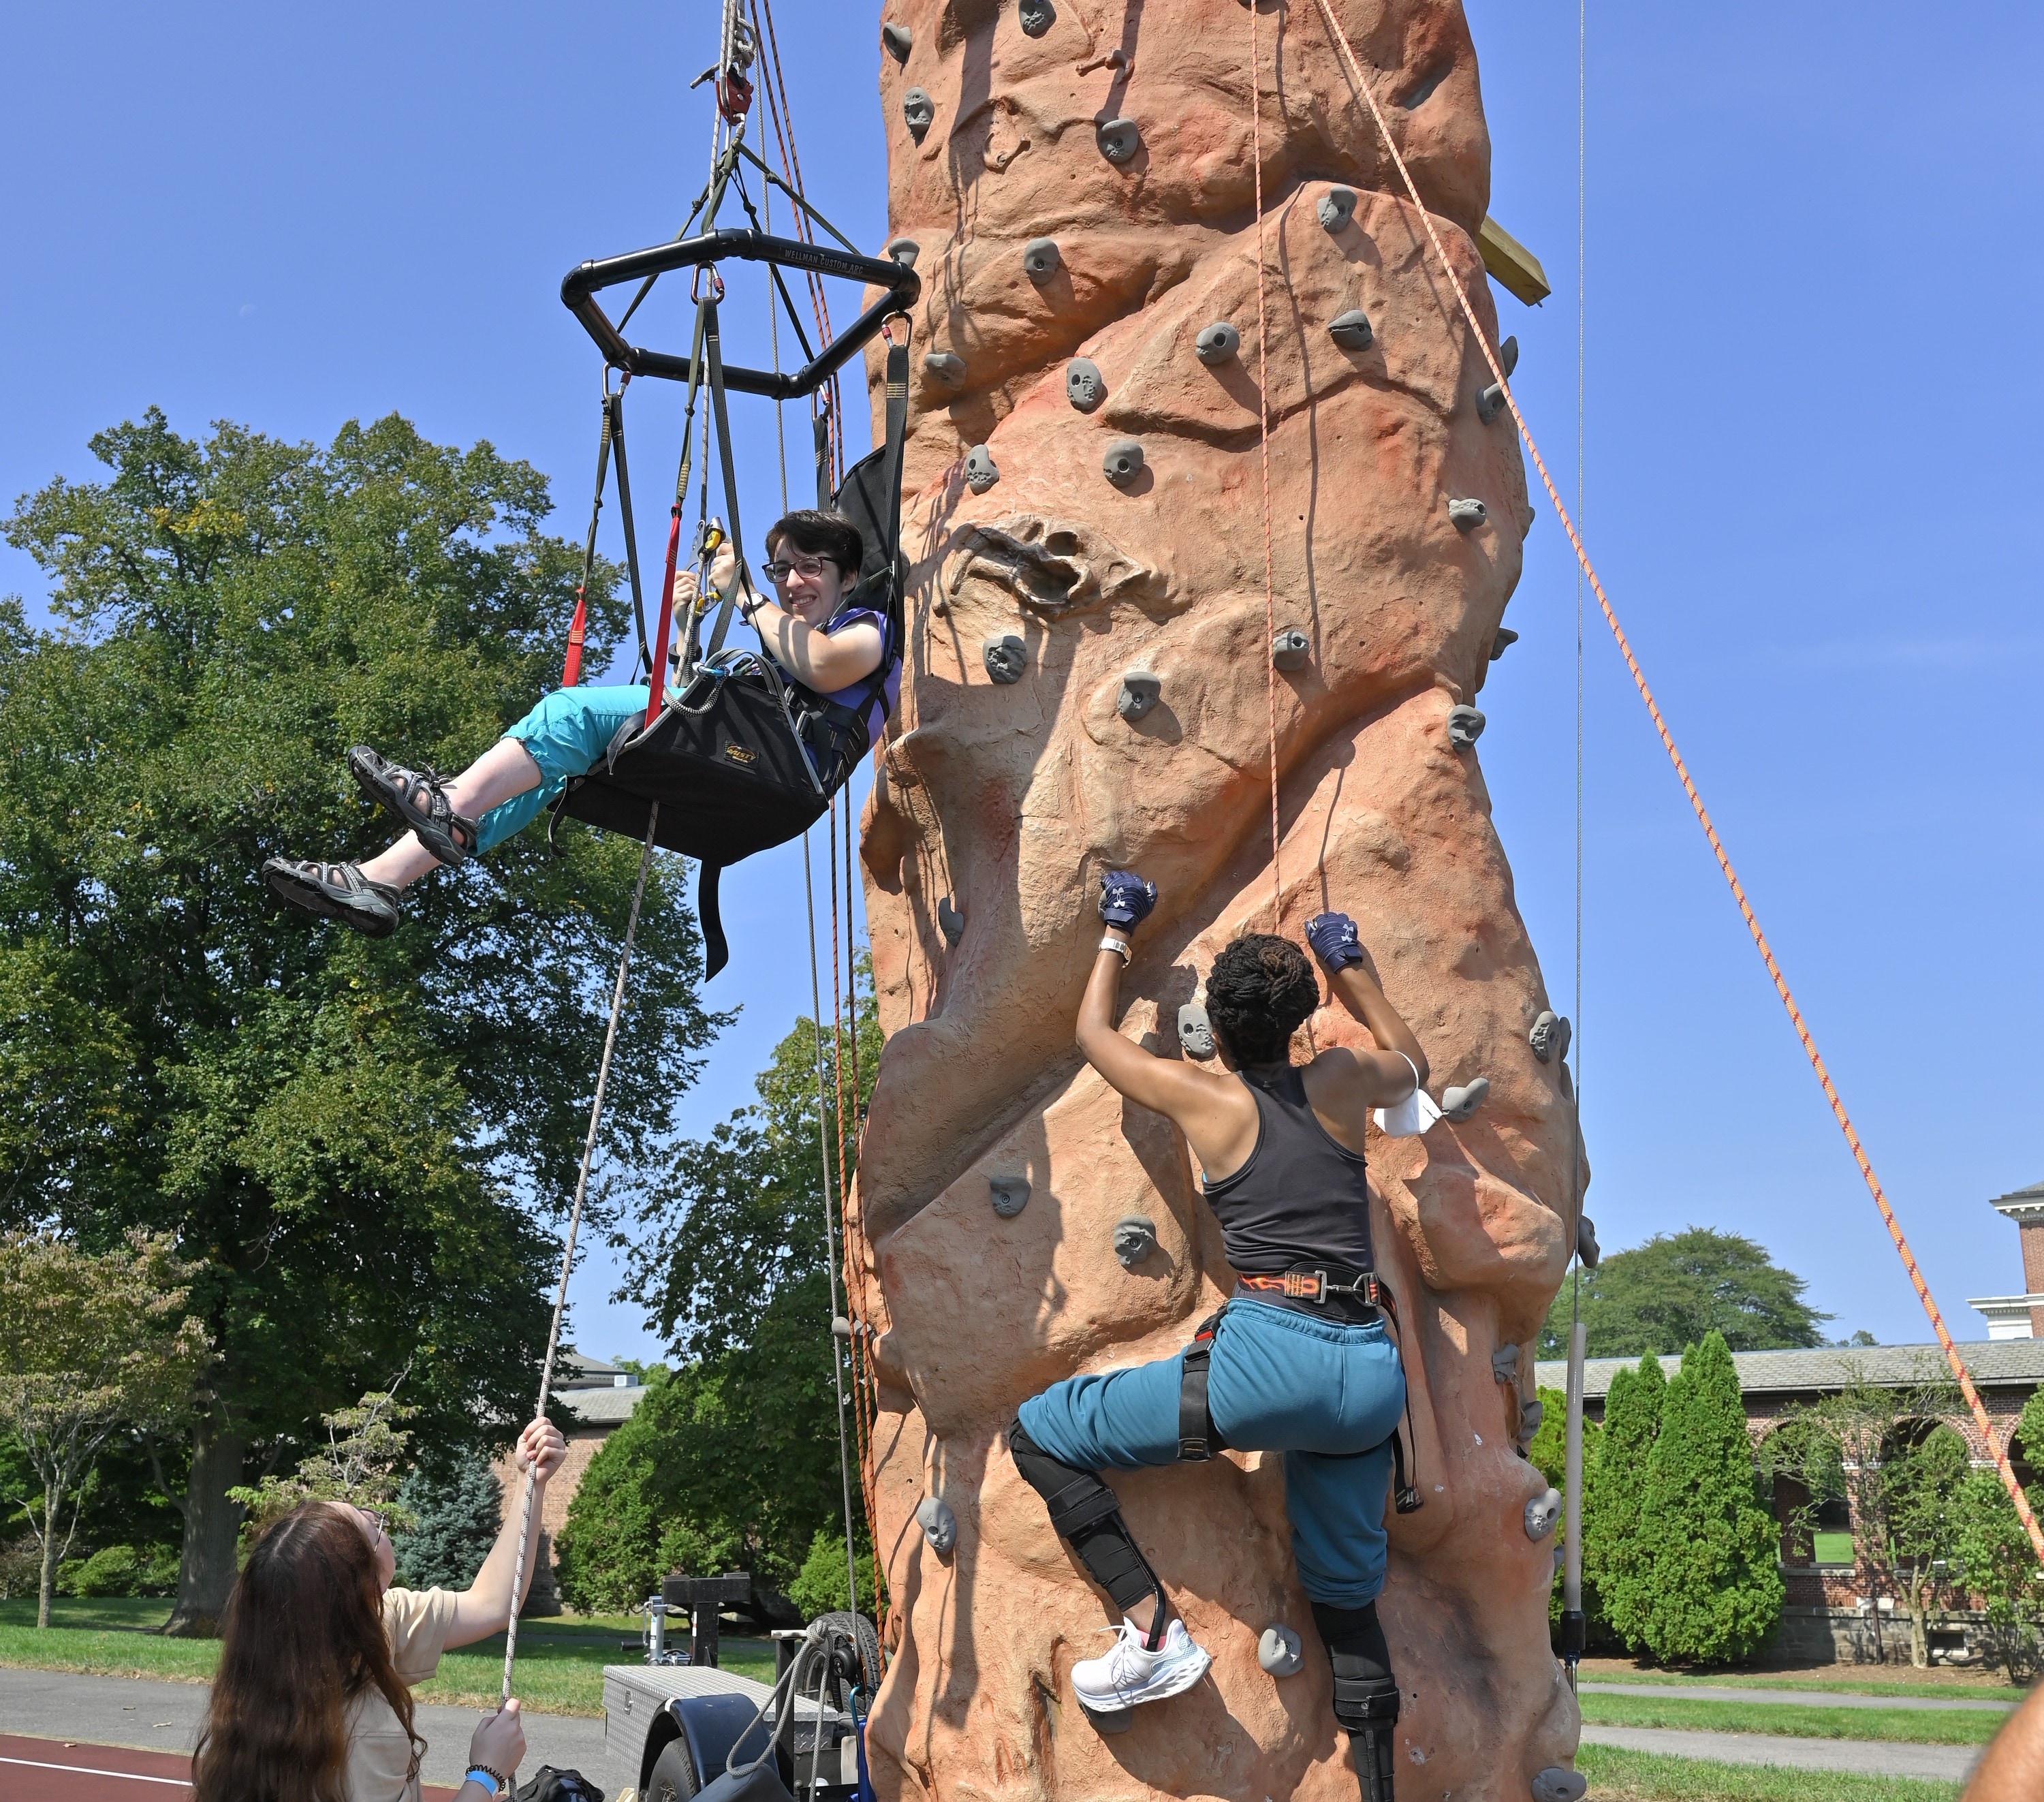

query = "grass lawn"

[
  {"left": 1579, "top": 1659, "right": 2030, "bottom": 1703},
  {"left": 0, "top": 1597, "right": 776, "bottom": 1718},
  {"left": 1577, "top": 1744, "right": 1960, "bottom": 1801},
  {"left": 1578, "top": 1693, "right": 2002, "bottom": 1746}
]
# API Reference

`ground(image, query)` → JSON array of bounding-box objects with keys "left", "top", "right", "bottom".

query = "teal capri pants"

[
  {"left": 471, "top": 684, "right": 651, "bottom": 854},
  {"left": 1015, "top": 1299, "right": 1406, "bottom": 1609}
]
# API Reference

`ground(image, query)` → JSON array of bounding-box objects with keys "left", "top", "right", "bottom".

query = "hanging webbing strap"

[
  {"left": 813, "top": 402, "right": 832, "bottom": 510},
  {"left": 561, "top": 390, "right": 618, "bottom": 687},
  {"left": 644, "top": 303, "right": 712, "bottom": 723},
  {"left": 699, "top": 300, "right": 751, "bottom": 663},
  {"left": 608, "top": 386, "right": 651, "bottom": 681}
]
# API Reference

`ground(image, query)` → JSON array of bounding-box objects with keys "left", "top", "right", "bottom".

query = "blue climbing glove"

[
  {"left": 1099, "top": 870, "right": 1158, "bottom": 931},
  {"left": 1305, "top": 910, "right": 1366, "bottom": 970}
]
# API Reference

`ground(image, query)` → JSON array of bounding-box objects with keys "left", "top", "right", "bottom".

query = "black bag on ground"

[{"left": 515, "top": 1767, "right": 603, "bottom": 1802}]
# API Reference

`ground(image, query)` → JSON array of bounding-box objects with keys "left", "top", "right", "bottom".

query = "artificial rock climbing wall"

[{"left": 848, "top": 2, "right": 1585, "bottom": 1797}]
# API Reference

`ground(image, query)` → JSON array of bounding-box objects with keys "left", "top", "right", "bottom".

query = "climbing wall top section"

[{"left": 875, "top": 0, "right": 1492, "bottom": 238}]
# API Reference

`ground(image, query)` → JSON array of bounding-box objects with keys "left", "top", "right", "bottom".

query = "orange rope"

[
  {"left": 1246, "top": 0, "right": 1284, "bottom": 916},
  {"left": 1304, "top": 0, "right": 2044, "bottom": 1562}
]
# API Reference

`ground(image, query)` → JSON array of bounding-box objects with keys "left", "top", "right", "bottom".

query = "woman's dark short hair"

[
  {"left": 765, "top": 509, "right": 864, "bottom": 579},
  {"left": 1205, "top": 933, "right": 1320, "bottom": 1065}
]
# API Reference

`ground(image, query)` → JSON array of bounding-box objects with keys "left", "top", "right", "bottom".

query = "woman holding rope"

[
  {"left": 261, "top": 509, "right": 895, "bottom": 937},
  {"left": 191, "top": 1418, "right": 566, "bottom": 1802}
]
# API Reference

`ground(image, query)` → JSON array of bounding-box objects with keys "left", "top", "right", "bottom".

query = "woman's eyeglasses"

[{"left": 761, "top": 553, "right": 832, "bottom": 582}]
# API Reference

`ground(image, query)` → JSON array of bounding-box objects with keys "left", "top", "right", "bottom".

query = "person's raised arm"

[
  {"left": 1304, "top": 911, "right": 1430, "bottom": 1098},
  {"left": 444, "top": 1419, "right": 568, "bottom": 1648},
  {"left": 1075, "top": 872, "right": 1210, "bottom": 1123}
]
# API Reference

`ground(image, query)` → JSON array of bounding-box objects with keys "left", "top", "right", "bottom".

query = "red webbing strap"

[{"left": 1305, "top": 0, "right": 2044, "bottom": 1563}]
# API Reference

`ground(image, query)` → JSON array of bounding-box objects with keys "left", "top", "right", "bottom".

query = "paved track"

[
  {"left": 1582, "top": 1680, "right": 2017, "bottom": 1713},
  {"left": 1579, "top": 1722, "right": 1985, "bottom": 1781},
  {"left": 0, "top": 1668, "right": 605, "bottom": 1790}
]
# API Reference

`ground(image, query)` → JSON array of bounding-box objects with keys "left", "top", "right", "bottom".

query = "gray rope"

[{"left": 499, "top": 803, "right": 662, "bottom": 1709}]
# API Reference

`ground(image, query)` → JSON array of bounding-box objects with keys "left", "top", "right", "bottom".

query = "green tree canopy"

[
  {"left": 1539, "top": 1228, "right": 1829, "bottom": 1359},
  {"left": 1584, "top": 1352, "right": 1665, "bottom": 1653},
  {"left": 561, "top": 990, "right": 878, "bottom": 1614},
  {"left": 0, "top": 409, "right": 719, "bottom": 1630},
  {"left": 1632, "top": 1332, "right": 1784, "bottom": 1664}
]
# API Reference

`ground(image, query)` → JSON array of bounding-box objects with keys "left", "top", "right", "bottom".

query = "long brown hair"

[{"left": 192, "top": 1502, "right": 422, "bottom": 1802}]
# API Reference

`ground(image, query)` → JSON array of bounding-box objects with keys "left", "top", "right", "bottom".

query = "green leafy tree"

[
  {"left": 560, "top": 990, "right": 879, "bottom": 1614},
  {"left": 1539, "top": 1228, "right": 1829, "bottom": 1358},
  {"left": 0, "top": 1230, "right": 210, "bottom": 1626},
  {"left": 392, "top": 1450, "right": 503, "bottom": 1591},
  {"left": 1949, "top": 1391, "right": 2044, "bottom": 1681},
  {"left": 228, "top": 1384, "right": 417, "bottom": 1530},
  {"left": 1524, "top": 1384, "right": 1608, "bottom": 1637},
  {"left": 1632, "top": 1332, "right": 1783, "bottom": 1664},
  {"left": 1584, "top": 1352, "right": 1665, "bottom": 1653},
  {"left": 0, "top": 410, "right": 719, "bottom": 1632}
]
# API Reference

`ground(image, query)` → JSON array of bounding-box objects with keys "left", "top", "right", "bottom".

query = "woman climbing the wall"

[
  {"left": 260, "top": 509, "right": 897, "bottom": 937},
  {"left": 1007, "top": 875, "right": 1427, "bottom": 1801}
]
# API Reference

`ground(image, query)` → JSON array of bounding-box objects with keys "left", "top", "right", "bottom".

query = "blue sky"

[{"left": 5, "top": 3, "right": 2040, "bottom": 1365}]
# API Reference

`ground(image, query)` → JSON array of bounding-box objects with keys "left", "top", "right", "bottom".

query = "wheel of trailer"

[
  {"left": 790, "top": 1610, "right": 883, "bottom": 1712},
  {"left": 645, "top": 1737, "right": 702, "bottom": 1802}
]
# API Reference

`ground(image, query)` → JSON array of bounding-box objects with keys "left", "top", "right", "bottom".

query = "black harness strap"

[
  {"left": 608, "top": 386, "right": 651, "bottom": 680},
  {"left": 699, "top": 300, "right": 749, "bottom": 663},
  {"left": 1178, "top": 1310, "right": 1227, "bottom": 1461}
]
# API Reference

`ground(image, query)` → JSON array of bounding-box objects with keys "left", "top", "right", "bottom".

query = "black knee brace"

[
  {"left": 1009, "top": 1418, "right": 1166, "bottom": 1632},
  {"left": 1312, "top": 1600, "right": 1399, "bottom": 1802}
]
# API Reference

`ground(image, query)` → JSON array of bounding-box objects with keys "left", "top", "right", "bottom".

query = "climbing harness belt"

[
  {"left": 1301, "top": 0, "right": 2044, "bottom": 1559},
  {"left": 499, "top": 805, "right": 661, "bottom": 1707}
]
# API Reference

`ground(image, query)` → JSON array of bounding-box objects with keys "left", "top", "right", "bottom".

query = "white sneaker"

[{"left": 1071, "top": 1617, "right": 1212, "bottom": 1711}]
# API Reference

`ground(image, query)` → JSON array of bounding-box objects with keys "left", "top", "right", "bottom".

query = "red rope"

[
  {"left": 1304, "top": 0, "right": 2044, "bottom": 1562},
  {"left": 1246, "top": 0, "right": 1284, "bottom": 918}
]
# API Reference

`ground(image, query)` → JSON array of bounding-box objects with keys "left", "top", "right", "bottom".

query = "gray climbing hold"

[
  {"left": 1102, "top": 439, "right": 1144, "bottom": 485},
  {"left": 1491, "top": 1343, "right": 1521, "bottom": 1384},
  {"left": 887, "top": 237, "right": 921, "bottom": 268},
  {"left": 1446, "top": 704, "right": 1485, "bottom": 749},
  {"left": 1195, "top": 321, "right": 1240, "bottom": 365},
  {"left": 1066, "top": 356, "right": 1104, "bottom": 411},
  {"left": 984, "top": 633, "right": 1026, "bottom": 685},
  {"left": 1448, "top": 497, "right": 1488, "bottom": 533},
  {"left": 915, "top": 1495, "right": 958, "bottom": 1555},
  {"left": 1116, "top": 670, "right": 1161, "bottom": 722},
  {"left": 1317, "top": 185, "right": 1357, "bottom": 232},
  {"left": 1577, "top": 1213, "right": 1601, "bottom": 1269},
  {"left": 1441, "top": 1076, "right": 1489, "bottom": 1121},
  {"left": 989, "top": 1174, "right": 1030, "bottom": 1217},
  {"left": 902, "top": 88, "right": 934, "bottom": 141},
  {"left": 1552, "top": 1016, "right": 1572, "bottom": 1066},
  {"left": 1520, "top": 1397, "right": 1544, "bottom": 1442},
  {"left": 1524, "top": 1487, "right": 1562, "bottom": 1541},
  {"left": 1531, "top": 1769, "right": 1587, "bottom": 1802},
  {"left": 1477, "top": 382, "right": 1506, "bottom": 423},
  {"left": 1097, "top": 117, "right": 1139, "bottom": 164},
  {"left": 831, "top": 1315, "right": 853, "bottom": 1339},
  {"left": 1023, "top": 237, "right": 1061, "bottom": 281},
  {"left": 1499, "top": 335, "right": 1520, "bottom": 379},
  {"left": 881, "top": 22, "right": 912, "bottom": 63},
  {"left": 1112, "top": 1214, "right": 1158, "bottom": 1268},
  {"left": 964, "top": 444, "right": 1000, "bottom": 493},
  {"left": 1178, "top": 1002, "right": 1216, "bottom": 1060},
  {"left": 937, "top": 897, "right": 964, "bottom": 943},
  {"left": 1272, "top": 627, "right": 1310, "bottom": 672},
  {"left": 1257, "top": 1624, "right": 1304, "bottom": 1676},
  {"left": 1490, "top": 626, "right": 1520, "bottom": 660},
  {"left": 1328, "top": 308, "right": 1374, "bottom": 352},
  {"left": 924, "top": 351, "right": 965, "bottom": 387},
  {"left": 1018, "top": 0, "right": 1056, "bottom": 37},
  {"left": 1528, "top": 1010, "right": 1560, "bottom": 1063}
]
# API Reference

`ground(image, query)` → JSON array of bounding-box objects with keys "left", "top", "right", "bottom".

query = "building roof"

[
  {"left": 562, "top": 1383, "right": 650, "bottom": 1427},
  {"left": 1990, "top": 1179, "right": 2044, "bottom": 1218},
  {"left": 1532, "top": 1339, "right": 2044, "bottom": 1401},
  {"left": 554, "top": 1348, "right": 631, "bottom": 1390}
]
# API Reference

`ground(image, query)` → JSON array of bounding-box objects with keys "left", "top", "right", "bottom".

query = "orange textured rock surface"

[{"left": 846, "top": 3, "right": 1584, "bottom": 1797}]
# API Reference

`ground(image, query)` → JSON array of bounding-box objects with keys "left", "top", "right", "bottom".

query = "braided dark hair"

[{"left": 1204, "top": 933, "right": 1319, "bottom": 1066}]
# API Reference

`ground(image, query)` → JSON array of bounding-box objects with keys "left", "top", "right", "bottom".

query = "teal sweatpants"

[
  {"left": 1016, "top": 1299, "right": 1406, "bottom": 1608},
  {"left": 471, "top": 684, "right": 651, "bottom": 854}
]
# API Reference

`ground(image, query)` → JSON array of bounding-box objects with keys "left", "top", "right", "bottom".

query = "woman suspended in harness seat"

[
  {"left": 262, "top": 508, "right": 898, "bottom": 946},
  {"left": 1007, "top": 879, "right": 1430, "bottom": 1801}
]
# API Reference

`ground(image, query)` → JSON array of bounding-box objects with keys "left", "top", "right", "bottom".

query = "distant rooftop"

[
  {"left": 1532, "top": 1339, "right": 2044, "bottom": 1401},
  {"left": 554, "top": 1348, "right": 640, "bottom": 1391},
  {"left": 562, "top": 1384, "right": 650, "bottom": 1426}
]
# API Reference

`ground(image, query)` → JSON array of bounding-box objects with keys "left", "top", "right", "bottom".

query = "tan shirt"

[{"left": 343, "top": 1586, "right": 457, "bottom": 1802}]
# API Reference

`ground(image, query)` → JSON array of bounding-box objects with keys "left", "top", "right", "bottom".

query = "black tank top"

[{"left": 1200, "top": 1066, "right": 1372, "bottom": 1276}]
